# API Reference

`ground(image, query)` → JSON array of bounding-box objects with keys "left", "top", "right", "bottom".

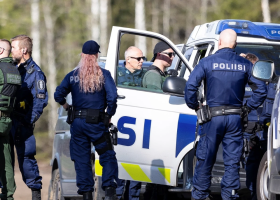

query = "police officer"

[
  {"left": 0, "top": 39, "right": 21, "bottom": 200},
  {"left": 10, "top": 35, "right": 48, "bottom": 200},
  {"left": 117, "top": 46, "right": 145, "bottom": 87},
  {"left": 185, "top": 29, "right": 267, "bottom": 200},
  {"left": 241, "top": 53, "right": 277, "bottom": 199},
  {"left": 54, "top": 40, "right": 118, "bottom": 200}
]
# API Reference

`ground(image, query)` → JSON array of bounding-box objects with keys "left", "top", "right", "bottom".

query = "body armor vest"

[{"left": 0, "top": 62, "right": 21, "bottom": 112}]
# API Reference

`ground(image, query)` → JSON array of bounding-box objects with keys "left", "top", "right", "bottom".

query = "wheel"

[
  {"left": 50, "top": 169, "right": 65, "bottom": 200},
  {"left": 257, "top": 151, "right": 280, "bottom": 200}
]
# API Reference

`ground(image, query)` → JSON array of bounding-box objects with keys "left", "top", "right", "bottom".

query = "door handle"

[{"left": 117, "top": 95, "right": 125, "bottom": 99}]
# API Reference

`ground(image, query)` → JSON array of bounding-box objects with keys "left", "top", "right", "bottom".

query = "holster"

[
  {"left": 66, "top": 106, "right": 75, "bottom": 124},
  {"left": 196, "top": 105, "right": 211, "bottom": 125},
  {"left": 109, "top": 123, "right": 118, "bottom": 145}
]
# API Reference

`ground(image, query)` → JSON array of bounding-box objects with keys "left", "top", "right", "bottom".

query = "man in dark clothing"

[{"left": 142, "top": 42, "right": 175, "bottom": 90}]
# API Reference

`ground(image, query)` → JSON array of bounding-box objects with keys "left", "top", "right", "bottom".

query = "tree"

[
  {"left": 42, "top": 0, "right": 57, "bottom": 138},
  {"left": 100, "top": 0, "right": 108, "bottom": 54},
  {"left": 262, "top": 0, "right": 271, "bottom": 22},
  {"left": 31, "top": 0, "right": 40, "bottom": 66},
  {"left": 135, "top": 0, "right": 146, "bottom": 55}
]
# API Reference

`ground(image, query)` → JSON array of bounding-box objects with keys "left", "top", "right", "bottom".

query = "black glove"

[{"left": 249, "top": 134, "right": 260, "bottom": 150}]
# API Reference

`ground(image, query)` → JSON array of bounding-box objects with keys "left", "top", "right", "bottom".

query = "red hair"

[{"left": 75, "top": 53, "right": 104, "bottom": 93}]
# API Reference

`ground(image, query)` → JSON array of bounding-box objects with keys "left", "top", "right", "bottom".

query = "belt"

[
  {"left": 210, "top": 106, "right": 242, "bottom": 117},
  {"left": 74, "top": 109, "right": 105, "bottom": 120}
]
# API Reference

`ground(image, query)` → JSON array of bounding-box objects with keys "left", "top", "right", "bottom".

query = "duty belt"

[
  {"left": 210, "top": 106, "right": 242, "bottom": 117},
  {"left": 74, "top": 109, "right": 105, "bottom": 121}
]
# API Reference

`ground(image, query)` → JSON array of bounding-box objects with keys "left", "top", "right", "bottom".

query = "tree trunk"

[
  {"left": 135, "top": 0, "right": 146, "bottom": 56},
  {"left": 261, "top": 0, "right": 271, "bottom": 23},
  {"left": 201, "top": 0, "right": 208, "bottom": 23},
  {"left": 31, "top": 0, "right": 40, "bottom": 66},
  {"left": 43, "top": 1, "right": 57, "bottom": 138},
  {"left": 152, "top": 0, "right": 159, "bottom": 48},
  {"left": 100, "top": 0, "right": 108, "bottom": 55},
  {"left": 91, "top": 0, "right": 100, "bottom": 41},
  {"left": 163, "top": 0, "right": 170, "bottom": 38}
]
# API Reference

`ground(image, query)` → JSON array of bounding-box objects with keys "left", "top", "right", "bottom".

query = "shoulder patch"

[{"left": 37, "top": 80, "right": 45, "bottom": 90}]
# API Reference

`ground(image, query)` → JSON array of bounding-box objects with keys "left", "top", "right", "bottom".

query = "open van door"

[{"left": 95, "top": 26, "right": 196, "bottom": 187}]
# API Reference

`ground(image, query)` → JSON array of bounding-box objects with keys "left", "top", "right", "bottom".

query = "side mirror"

[
  {"left": 162, "top": 76, "right": 186, "bottom": 97},
  {"left": 252, "top": 60, "right": 274, "bottom": 82}
]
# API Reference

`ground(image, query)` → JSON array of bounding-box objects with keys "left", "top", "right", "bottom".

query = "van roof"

[{"left": 187, "top": 19, "right": 280, "bottom": 44}]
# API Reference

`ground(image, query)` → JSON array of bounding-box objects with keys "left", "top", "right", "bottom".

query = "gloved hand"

[{"left": 249, "top": 134, "right": 260, "bottom": 150}]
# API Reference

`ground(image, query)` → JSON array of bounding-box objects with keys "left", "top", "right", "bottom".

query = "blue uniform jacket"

[
  {"left": 185, "top": 48, "right": 267, "bottom": 110},
  {"left": 54, "top": 68, "right": 117, "bottom": 117},
  {"left": 244, "top": 82, "right": 277, "bottom": 123},
  {"left": 15, "top": 57, "right": 48, "bottom": 124}
]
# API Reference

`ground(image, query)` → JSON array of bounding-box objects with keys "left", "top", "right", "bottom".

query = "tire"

[
  {"left": 51, "top": 169, "right": 65, "bottom": 200},
  {"left": 257, "top": 151, "right": 280, "bottom": 200}
]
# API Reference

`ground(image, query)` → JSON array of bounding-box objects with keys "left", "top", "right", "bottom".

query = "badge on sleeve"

[{"left": 37, "top": 80, "right": 45, "bottom": 90}]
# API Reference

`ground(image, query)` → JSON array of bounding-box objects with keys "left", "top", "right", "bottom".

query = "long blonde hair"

[{"left": 75, "top": 53, "right": 104, "bottom": 93}]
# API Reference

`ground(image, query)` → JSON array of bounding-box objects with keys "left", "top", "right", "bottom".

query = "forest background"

[{"left": 0, "top": 0, "right": 279, "bottom": 161}]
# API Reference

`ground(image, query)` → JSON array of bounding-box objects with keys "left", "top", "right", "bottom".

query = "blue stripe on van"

[{"left": 176, "top": 114, "right": 197, "bottom": 157}]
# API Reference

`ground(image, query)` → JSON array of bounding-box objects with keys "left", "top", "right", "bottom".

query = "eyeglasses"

[
  {"left": 130, "top": 56, "right": 146, "bottom": 61},
  {"left": 161, "top": 52, "right": 175, "bottom": 58}
]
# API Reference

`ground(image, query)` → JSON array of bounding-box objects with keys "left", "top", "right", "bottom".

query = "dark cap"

[
  {"left": 151, "top": 41, "right": 171, "bottom": 62},
  {"left": 82, "top": 40, "right": 101, "bottom": 55}
]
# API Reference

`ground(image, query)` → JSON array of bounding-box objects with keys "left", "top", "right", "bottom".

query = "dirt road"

[{"left": 13, "top": 163, "right": 51, "bottom": 200}]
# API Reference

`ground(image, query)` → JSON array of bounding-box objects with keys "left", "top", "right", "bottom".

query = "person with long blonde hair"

[{"left": 54, "top": 40, "right": 118, "bottom": 200}]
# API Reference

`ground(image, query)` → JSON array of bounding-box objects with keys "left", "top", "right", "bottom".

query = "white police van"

[{"left": 49, "top": 19, "right": 280, "bottom": 200}]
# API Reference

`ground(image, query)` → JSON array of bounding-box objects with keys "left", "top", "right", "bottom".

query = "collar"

[
  {"left": 0, "top": 57, "right": 13, "bottom": 63},
  {"left": 125, "top": 67, "right": 143, "bottom": 77},
  {"left": 18, "top": 57, "right": 33, "bottom": 68},
  {"left": 215, "top": 47, "right": 236, "bottom": 54},
  {"left": 147, "top": 65, "right": 166, "bottom": 77}
]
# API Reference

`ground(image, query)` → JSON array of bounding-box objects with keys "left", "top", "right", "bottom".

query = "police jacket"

[
  {"left": 15, "top": 57, "right": 48, "bottom": 124},
  {"left": 185, "top": 48, "right": 267, "bottom": 110},
  {"left": 244, "top": 82, "right": 277, "bottom": 124},
  {"left": 54, "top": 68, "right": 117, "bottom": 117},
  {"left": 117, "top": 66, "right": 144, "bottom": 87}
]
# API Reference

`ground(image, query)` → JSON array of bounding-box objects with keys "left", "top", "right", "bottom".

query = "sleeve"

[
  {"left": 246, "top": 67, "right": 267, "bottom": 110},
  {"left": 143, "top": 71, "right": 163, "bottom": 90},
  {"left": 26, "top": 71, "right": 49, "bottom": 124},
  {"left": 54, "top": 73, "right": 71, "bottom": 105},
  {"left": 184, "top": 61, "right": 206, "bottom": 110},
  {"left": 103, "top": 70, "right": 118, "bottom": 117}
]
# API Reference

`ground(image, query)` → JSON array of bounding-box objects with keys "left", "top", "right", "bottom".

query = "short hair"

[
  {"left": 124, "top": 46, "right": 138, "bottom": 60},
  {"left": 245, "top": 53, "right": 258, "bottom": 64},
  {"left": 0, "top": 39, "right": 11, "bottom": 54},
  {"left": 11, "top": 35, "right": 33, "bottom": 54}
]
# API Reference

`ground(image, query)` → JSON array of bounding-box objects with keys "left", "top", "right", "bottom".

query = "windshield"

[{"left": 235, "top": 44, "right": 280, "bottom": 75}]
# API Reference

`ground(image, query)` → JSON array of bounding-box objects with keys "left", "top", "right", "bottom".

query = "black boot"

[
  {"left": 32, "top": 189, "right": 41, "bottom": 200},
  {"left": 83, "top": 192, "right": 93, "bottom": 200},
  {"left": 104, "top": 187, "right": 118, "bottom": 200}
]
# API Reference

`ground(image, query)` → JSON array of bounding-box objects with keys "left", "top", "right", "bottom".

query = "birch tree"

[
  {"left": 43, "top": 0, "right": 57, "bottom": 138},
  {"left": 163, "top": 0, "right": 170, "bottom": 38},
  {"left": 261, "top": 0, "right": 271, "bottom": 22},
  {"left": 31, "top": 0, "right": 40, "bottom": 66},
  {"left": 91, "top": 0, "right": 100, "bottom": 41},
  {"left": 152, "top": 0, "right": 159, "bottom": 48},
  {"left": 100, "top": 0, "right": 108, "bottom": 55},
  {"left": 135, "top": 0, "right": 146, "bottom": 56},
  {"left": 201, "top": 0, "right": 208, "bottom": 23}
]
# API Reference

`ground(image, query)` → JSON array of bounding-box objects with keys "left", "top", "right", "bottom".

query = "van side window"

[{"left": 184, "top": 47, "right": 194, "bottom": 61}]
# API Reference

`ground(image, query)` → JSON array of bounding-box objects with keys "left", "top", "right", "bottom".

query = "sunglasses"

[
  {"left": 130, "top": 56, "right": 146, "bottom": 61},
  {"left": 161, "top": 52, "right": 175, "bottom": 58}
]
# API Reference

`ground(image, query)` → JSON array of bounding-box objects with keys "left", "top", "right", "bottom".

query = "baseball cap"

[
  {"left": 82, "top": 40, "right": 101, "bottom": 55},
  {"left": 151, "top": 41, "right": 171, "bottom": 62}
]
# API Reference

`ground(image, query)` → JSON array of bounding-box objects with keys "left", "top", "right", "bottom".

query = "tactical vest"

[{"left": 0, "top": 62, "right": 21, "bottom": 112}]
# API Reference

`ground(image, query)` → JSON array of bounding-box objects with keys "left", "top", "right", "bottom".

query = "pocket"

[
  {"left": 0, "top": 117, "right": 12, "bottom": 137},
  {"left": 196, "top": 134, "right": 208, "bottom": 160},
  {"left": 263, "top": 100, "right": 273, "bottom": 117}
]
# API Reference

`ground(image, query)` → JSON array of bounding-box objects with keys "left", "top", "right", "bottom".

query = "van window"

[
  {"left": 193, "top": 45, "right": 208, "bottom": 67},
  {"left": 235, "top": 44, "right": 280, "bottom": 76}
]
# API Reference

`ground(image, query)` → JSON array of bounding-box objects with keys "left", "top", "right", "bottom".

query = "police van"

[{"left": 48, "top": 19, "right": 280, "bottom": 200}]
